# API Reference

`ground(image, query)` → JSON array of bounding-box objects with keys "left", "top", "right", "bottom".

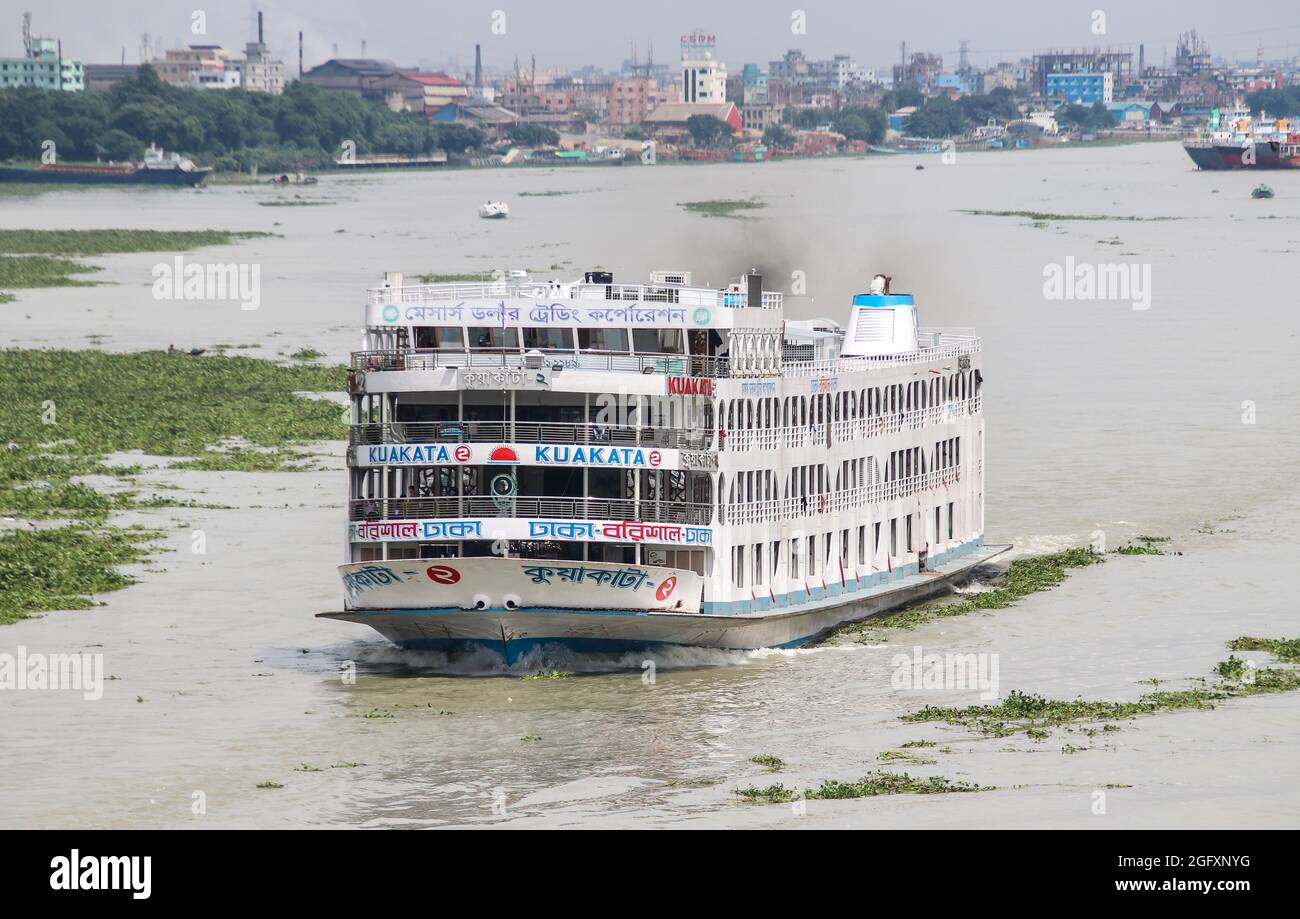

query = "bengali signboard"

[
  {"left": 347, "top": 518, "right": 713, "bottom": 546},
  {"left": 366, "top": 300, "right": 699, "bottom": 329},
  {"left": 338, "top": 557, "right": 703, "bottom": 613}
]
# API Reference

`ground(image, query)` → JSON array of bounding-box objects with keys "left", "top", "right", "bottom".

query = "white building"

[{"left": 680, "top": 31, "right": 726, "bottom": 103}]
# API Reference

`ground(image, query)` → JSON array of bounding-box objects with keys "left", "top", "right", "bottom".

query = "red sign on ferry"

[{"left": 667, "top": 376, "right": 714, "bottom": 397}]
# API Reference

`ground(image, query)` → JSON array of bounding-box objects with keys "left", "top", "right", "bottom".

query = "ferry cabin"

[{"left": 346, "top": 270, "right": 984, "bottom": 614}]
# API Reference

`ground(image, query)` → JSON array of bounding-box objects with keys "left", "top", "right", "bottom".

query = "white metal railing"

[
  {"left": 724, "top": 397, "right": 980, "bottom": 451},
  {"left": 724, "top": 466, "right": 965, "bottom": 527},
  {"left": 368, "top": 280, "right": 783, "bottom": 311},
  {"left": 781, "top": 331, "right": 980, "bottom": 377}
]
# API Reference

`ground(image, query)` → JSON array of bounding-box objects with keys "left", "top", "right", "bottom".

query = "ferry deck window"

[
  {"left": 414, "top": 326, "right": 464, "bottom": 349},
  {"left": 468, "top": 327, "right": 519, "bottom": 350},
  {"left": 632, "top": 328, "right": 684, "bottom": 354},
  {"left": 578, "top": 328, "right": 629, "bottom": 352},
  {"left": 523, "top": 327, "right": 574, "bottom": 351}
]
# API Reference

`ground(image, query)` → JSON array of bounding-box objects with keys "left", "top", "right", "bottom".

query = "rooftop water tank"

[{"left": 841, "top": 293, "right": 919, "bottom": 357}]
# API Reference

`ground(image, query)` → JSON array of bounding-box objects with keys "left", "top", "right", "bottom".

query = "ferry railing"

[
  {"left": 349, "top": 495, "right": 713, "bottom": 527},
  {"left": 724, "top": 398, "right": 980, "bottom": 451},
  {"left": 351, "top": 349, "right": 731, "bottom": 378},
  {"left": 350, "top": 421, "right": 714, "bottom": 451},
  {"left": 781, "top": 333, "right": 980, "bottom": 377},
  {"left": 723, "top": 467, "right": 964, "bottom": 526},
  {"left": 367, "top": 281, "right": 783, "bottom": 311}
]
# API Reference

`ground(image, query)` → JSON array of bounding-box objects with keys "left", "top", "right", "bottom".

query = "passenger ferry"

[{"left": 319, "top": 268, "right": 1005, "bottom": 663}]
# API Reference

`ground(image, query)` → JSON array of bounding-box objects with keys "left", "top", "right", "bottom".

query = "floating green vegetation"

[
  {"left": 330, "top": 762, "right": 365, "bottom": 769},
  {"left": 293, "top": 764, "right": 323, "bottom": 772},
  {"left": 412, "top": 271, "right": 488, "bottom": 283},
  {"left": 877, "top": 749, "right": 936, "bottom": 765},
  {"left": 255, "top": 781, "right": 284, "bottom": 789},
  {"left": 826, "top": 547, "right": 1104, "bottom": 643},
  {"left": 289, "top": 348, "right": 324, "bottom": 361},
  {"left": 0, "top": 254, "right": 103, "bottom": 291},
  {"left": 521, "top": 734, "right": 542, "bottom": 742},
  {"left": 679, "top": 198, "right": 767, "bottom": 219},
  {"left": 668, "top": 776, "right": 723, "bottom": 788},
  {"left": 257, "top": 199, "right": 333, "bottom": 207},
  {"left": 750, "top": 754, "right": 785, "bottom": 772},
  {"left": 735, "top": 771, "right": 989, "bottom": 804},
  {"left": 518, "top": 190, "right": 580, "bottom": 197},
  {"left": 0, "top": 525, "right": 161, "bottom": 625},
  {"left": 361, "top": 708, "right": 394, "bottom": 719},
  {"left": 903, "top": 638, "right": 1300, "bottom": 738},
  {"left": 1228, "top": 636, "right": 1300, "bottom": 664},
  {"left": 0, "top": 229, "right": 272, "bottom": 257},
  {"left": 521, "top": 670, "right": 574, "bottom": 681},
  {"left": 0, "top": 228, "right": 273, "bottom": 301},
  {"left": 899, "top": 739, "right": 937, "bottom": 749},
  {"left": 1112, "top": 543, "right": 1166, "bottom": 556},
  {"left": 959, "top": 209, "right": 1181, "bottom": 222},
  {"left": 1136, "top": 535, "right": 1171, "bottom": 544},
  {"left": 0, "top": 349, "right": 345, "bottom": 624}
]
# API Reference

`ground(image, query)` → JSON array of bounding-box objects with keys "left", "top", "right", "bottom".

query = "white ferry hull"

[{"left": 320, "top": 543, "right": 1009, "bottom": 664}]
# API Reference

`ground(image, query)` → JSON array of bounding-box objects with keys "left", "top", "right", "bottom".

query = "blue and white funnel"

[{"left": 842, "top": 277, "right": 918, "bottom": 356}]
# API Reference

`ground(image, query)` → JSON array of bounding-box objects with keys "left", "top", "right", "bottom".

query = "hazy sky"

[{"left": 4, "top": 0, "right": 1298, "bottom": 75}]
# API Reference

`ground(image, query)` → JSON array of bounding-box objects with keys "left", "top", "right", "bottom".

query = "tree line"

[{"left": 0, "top": 64, "right": 486, "bottom": 171}]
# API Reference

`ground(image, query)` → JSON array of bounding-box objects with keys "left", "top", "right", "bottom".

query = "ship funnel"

[{"left": 841, "top": 276, "right": 918, "bottom": 356}]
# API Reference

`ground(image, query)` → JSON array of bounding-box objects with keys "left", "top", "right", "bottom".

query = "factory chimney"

[
  {"left": 298, "top": 31, "right": 303, "bottom": 77},
  {"left": 474, "top": 43, "right": 482, "bottom": 89},
  {"left": 258, "top": 11, "right": 263, "bottom": 45}
]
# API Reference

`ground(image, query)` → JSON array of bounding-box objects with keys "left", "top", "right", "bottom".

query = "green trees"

[
  {"left": 505, "top": 123, "right": 560, "bottom": 147},
  {"left": 686, "top": 113, "right": 732, "bottom": 148},
  {"left": 1055, "top": 101, "right": 1117, "bottom": 131},
  {"left": 0, "top": 64, "right": 487, "bottom": 170},
  {"left": 1245, "top": 87, "right": 1300, "bottom": 118}
]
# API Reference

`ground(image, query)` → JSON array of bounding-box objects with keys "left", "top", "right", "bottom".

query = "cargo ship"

[
  {"left": 1183, "top": 108, "right": 1300, "bottom": 170},
  {"left": 0, "top": 145, "right": 212, "bottom": 186},
  {"left": 320, "top": 267, "right": 1006, "bottom": 664}
]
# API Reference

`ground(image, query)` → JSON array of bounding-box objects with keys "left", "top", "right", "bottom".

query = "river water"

[{"left": 2, "top": 143, "right": 1298, "bottom": 827}]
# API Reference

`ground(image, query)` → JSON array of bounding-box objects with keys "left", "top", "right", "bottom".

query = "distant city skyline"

[{"left": 4, "top": 0, "right": 1299, "bottom": 75}]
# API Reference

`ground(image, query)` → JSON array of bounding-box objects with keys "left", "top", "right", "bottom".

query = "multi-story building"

[
  {"left": 893, "top": 52, "right": 944, "bottom": 91},
  {"left": 0, "top": 36, "right": 83, "bottom": 91},
  {"left": 1046, "top": 71, "right": 1114, "bottom": 104},
  {"left": 680, "top": 32, "right": 726, "bottom": 103},
  {"left": 609, "top": 77, "right": 669, "bottom": 127},
  {"left": 153, "top": 45, "right": 235, "bottom": 87},
  {"left": 1031, "top": 50, "right": 1132, "bottom": 96},
  {"left": 741, "top": 102, "right": 785, "bottom": 133}
]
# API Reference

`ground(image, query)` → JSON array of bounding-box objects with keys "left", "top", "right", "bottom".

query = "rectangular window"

[
  {"left": 735, "top": 545, "right": 745, "bottom": 588},
  {"left": 578, "top": 328, "right": 629, "bottom": 352},
  {"left": 906, "top": 516, "right": 913, "bottom": 552},
  {"left": 791, "top": 540, "right": 800, "bottom": 579},
  {"left": 808, "top": 535, "right": 817, "bottom": 576},
  {"left": 523, "top": 327, "right": 574, "bottom": 351},
  {"left": 754, "top": 543, "right": 763, "bottom": 586},
  {"left": 468, "top": 327, "right": 519, "bottom": 350},
  {"left": 415, "top": 326, "right": 464, "bottom": 349},
  {"left": 857, "top": 525, "right": 866, "bottom": 566},
  {"left": 841, "top": 529, "right": 849, "bottom": 567},
  {"left": 948, "top": 502, "right": 955, "bottom": 540},
  {"left": 890, "top": 519, "right": 897, "bottom": 557},
  {"left": 632, "top": 328, "right": 684, "bottom": 354}
]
